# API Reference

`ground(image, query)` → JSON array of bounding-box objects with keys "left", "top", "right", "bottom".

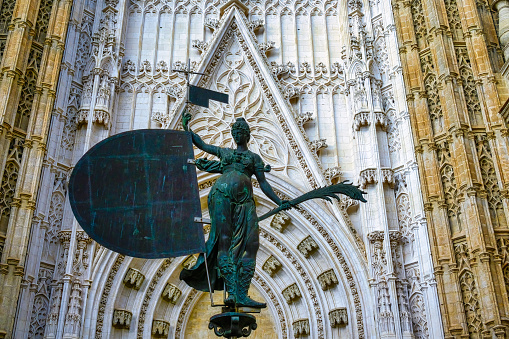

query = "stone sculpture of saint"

[{"left": 180, "top": 114, "right": 291, "bottom": 308}]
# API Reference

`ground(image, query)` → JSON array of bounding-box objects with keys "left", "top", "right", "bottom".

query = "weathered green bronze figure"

[{"left": 180, "top": 114, "right": 287, "bottom": 308}]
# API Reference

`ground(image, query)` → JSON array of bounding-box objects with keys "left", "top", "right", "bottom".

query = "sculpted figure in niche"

[{"left": 180, "top": 114, "right": 291, "bottom": 308}]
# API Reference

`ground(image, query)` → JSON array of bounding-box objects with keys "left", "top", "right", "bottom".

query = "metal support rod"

[{"left": 203, "top": 251, "right": 215, "bottom": 306}]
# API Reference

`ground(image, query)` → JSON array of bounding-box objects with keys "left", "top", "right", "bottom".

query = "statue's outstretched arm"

[
  {"left": 183, "top": 112, "right": 220, "bottom": 157},
  {"left": 189, "top": 131, "right": 220, "bottom": 156}
]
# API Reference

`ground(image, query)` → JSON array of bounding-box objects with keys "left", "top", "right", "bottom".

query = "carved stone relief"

[
  {"left": 162, "top": 283, "right": 182, "bottom": 304},
  {"left": 282, "top": 283, "right": 302, "bottom": 304},
  {"left": 262, "top": 255, "right": 282, "bottom": 276},
  {"left": 329, "top": 307, "right": 348, "bottom": 327},
  {"left": 123, "top": 268, "right": 145, "bottom": 289},
  {"left": 112, "top": 309, "right": 132, "bottom": 329}
]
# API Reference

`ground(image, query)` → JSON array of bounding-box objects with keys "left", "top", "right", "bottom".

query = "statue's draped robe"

[{"left": 180, "top": 148, "right": 264, "bottom": 291}]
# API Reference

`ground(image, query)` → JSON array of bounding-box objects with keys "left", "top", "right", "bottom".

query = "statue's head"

[{"left": 231, "top": 118, "right": 251, "bottom": 144}]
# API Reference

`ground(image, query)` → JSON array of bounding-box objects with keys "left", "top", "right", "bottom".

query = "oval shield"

[{"left": 68, "top": 129, "right": 205, "bottom": 258}]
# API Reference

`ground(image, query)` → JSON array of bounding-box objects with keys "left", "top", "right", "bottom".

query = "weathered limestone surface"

[
  {"left": 393, "top": 0, "right": 509, "bottom": 335},
  {"left": 0, "top": 0, "right": 73, "bottom": 337}
]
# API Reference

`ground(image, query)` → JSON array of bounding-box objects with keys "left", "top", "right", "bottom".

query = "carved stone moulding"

[
  {"left": 123, "top": 267, "right": 145, "bottom": 290},
  {"left": 324, "top": 166, "right": 341, "bottom": 184},
  {"left": 182, "top": 254, "right": 198, "bottom": 269},
  {"left": 367, "top": 230, "right": 384, "bottom": 243},
  {"left": 270, "top": 61, "right": 291, "bottom": 78},
  {"left": 247, "top": 19, "right": 264, "bottom": 33},
  {"left": 76, "top": 108, "right": 89, "bottom": 127},
  {"left": 192, "top": 39, "right": 208, "bottom": 54},
  {"left": 205, "top": 18, "right": 219, "bottom": 30},
  {"left": 75, "top": 108, "right": 110, "bottom": 128},
  {"left": 359, "top": 168, "right": 377, "bottom": 188},
  {"left": 282, "top": 283, "right": 301, "bottom": 304},
  {"left": 262, "top": 255, "right": 282, "bottom": 277},
  {"left": 317, "top": 269, "right": 338, "bottom": 291},
  {"left": 296, "top": 111, "right": 313, "bottom": 129},
  {"left": 270, "top": 212, "right": 290, "bottom": 232},
  {"left": 329, "top": 307, "right": 348, "bottom": 327},
  {"left": 152, "top": 319, "right": 170, "bottom": 337},
  {"left": 258, "top": 41, "right": 275, "bottom": 54},
  {"left": 309, "top": 138, "right": 328, "bottom": 154},
  {"left": 338, "top": 196, "right": 359, "bottom": 212},
  {"left": 162, "top": 283, "right": 182, "bottom": 304},
  {"left": 152, "top": 111, "right": 171, "bottom": 126},
  {"left": 353, "top": 112, "right": 370, "bottom": 131},
  {"left": 374, "top": 111, "right": 388, "bottom": 130},
  {"left": 112, "top": 309, "right": 132, "bottom": 329},
  {"left": 292, "top": 318, "right": 310, "bottom": 337},
  {"left": 283, "top": 87, "right": 298, "bottom": 102},
  {"left": 380, "top": 168, "right": 394, "bottom": 187},
  {"left": 297, "top": 235, "right": 319, "bottom": 258}
]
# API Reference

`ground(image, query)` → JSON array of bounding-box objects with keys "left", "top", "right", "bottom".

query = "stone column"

[
  {"left": 0, "top": 0, "right": 73, "bottom": 337},
  {"left": 493, "top": 0, "right": 509, "bottom": 61}
]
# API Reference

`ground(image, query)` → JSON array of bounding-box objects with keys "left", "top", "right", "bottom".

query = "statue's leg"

[
  {"left": 214, "top": 198, "right": 236, "bottom": 305},
  {"left": 236, "top": 206, "right": 266, "bottom": 308},
  {"left": 217, "top": 254, "right": 236, "bottom": 305},
  {"left": 236, "top": 258, "right": 266, "bottom": 308}
]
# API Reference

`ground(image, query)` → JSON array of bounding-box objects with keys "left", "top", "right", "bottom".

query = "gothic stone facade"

[{"left": 0, "top": 0, "right": 507, "bottom": 338}]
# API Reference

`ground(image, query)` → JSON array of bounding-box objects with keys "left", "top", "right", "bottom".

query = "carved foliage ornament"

[
  {"left": 270, "top": 212, "right": 291, "bottom": 232},
  {"left": 297, "top": 235, "right": 319, "bottom": 258},
  {"left": 293, "top": 319, "right": 310, "bottom": 336},
  {"left": 329, "top": 307, "right": 348, "bottom": 327},
  {"left": 317, "top": 269, "right": 338, "bottom": 290},
  {"left": 262, "top": 255, "right": 282, "bottom": 276},
  {"left": 282, "top": 283, "right": 302, "bottom": 304},
  {"left": 152, "top": 319, "right": 170, "bottom": 337},
  {"left": 112, "top": 309, "right": 132, "bottom": 329},
  {"left": 123, "top": 267, "right": 145, "bottom": 289},
  {"left": 162, "top": 283, "right": 182, "bottom": 304}
]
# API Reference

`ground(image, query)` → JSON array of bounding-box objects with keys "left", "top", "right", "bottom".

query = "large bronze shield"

[{"left": 69, "top": 129, "right": 205, "bottom": 258}]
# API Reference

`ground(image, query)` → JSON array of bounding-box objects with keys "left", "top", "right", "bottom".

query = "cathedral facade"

[{"left": 0, "top": 0, "right": 507, "bottom": 337}]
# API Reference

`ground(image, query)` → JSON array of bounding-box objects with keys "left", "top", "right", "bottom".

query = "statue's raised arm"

[{"left": 183, "top": 112, "right": 221, "bottom": 157}]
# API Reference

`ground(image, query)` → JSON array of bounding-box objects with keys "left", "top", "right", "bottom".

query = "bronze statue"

[{"left": 179, "top": 114, "right": 288, "bottom": 308}]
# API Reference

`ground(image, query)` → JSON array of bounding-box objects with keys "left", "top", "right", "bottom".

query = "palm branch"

[{"left": 258, "top": 181, "right": 367, "bottom": 222}]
